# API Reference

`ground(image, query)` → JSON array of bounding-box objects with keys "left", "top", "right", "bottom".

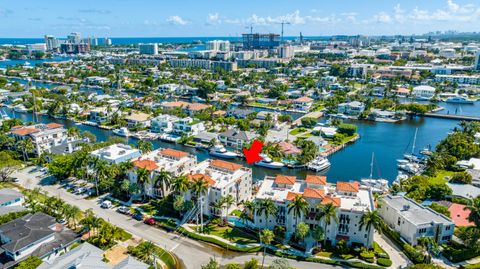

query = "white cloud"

[
  {"left": 206, "top": 13, "right": 221, "bottom": 25},
  {"left": 166, "top": 15, "right": 188, "bottom": 25},
  {"left": 246, "top": 10, "right": 340, "bottom": 26},
  {"left": 374, "top": 11, "right": 392, "bottom": 23}
]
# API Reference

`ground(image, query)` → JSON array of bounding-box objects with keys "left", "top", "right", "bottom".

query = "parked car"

[
  {"left": 132, "top": 212, "right": 144, "bottom": 221},
  {"left": 144, "top": 218, "right": 156, "bottom": 226},
  {"left": 74, "top": 187, "right": 86, "bottom": 194},
  {"left": 117, "top": 206, "right": 130, "bottom": 215},
  {"left": 100, "top": 200, "right": 112, "bottom": 209}
]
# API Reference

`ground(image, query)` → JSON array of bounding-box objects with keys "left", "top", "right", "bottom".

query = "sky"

[{"left": 1, "top": 0, "right": 480, "bottom": 38}]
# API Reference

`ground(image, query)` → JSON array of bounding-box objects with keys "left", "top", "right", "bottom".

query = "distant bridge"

[{"left": 420, "top": 112, "right": 480, "bottom": 121}]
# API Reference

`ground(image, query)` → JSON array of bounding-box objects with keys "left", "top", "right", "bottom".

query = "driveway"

[{"left": 13, "top": 167, "right": 339, "bottom": 269}]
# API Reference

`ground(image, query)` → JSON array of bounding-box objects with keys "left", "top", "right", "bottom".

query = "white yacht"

[
  {"left": 445, "top": 95, "right": 475, "bottom": 104},
  {"left": 307, "top": 156, "right": 331, "bottom": 172},
  {"left": 13, "top": 104, "right": 29, "bottom": 113},
  {"left": 209, "top": 145, "right": 238, "bottom": 159},
  {"left": 254, "top": 154, "right": 285, "bottom": 169},
  {"left": 113, "top": 127, "right": 130, "bottom": 137},
  {"left": 360, "top": 153, "right": 389, "bottom": 193}
]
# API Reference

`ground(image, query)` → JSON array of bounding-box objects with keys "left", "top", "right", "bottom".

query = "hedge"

[
  {"left": 305, "top": 257, "right": 384, "bottom": 269},
  {"left": 377, "top": 258, "right": 393, "bottom": 267},
  {"left": 176, "top": 227, "right": 261, "bottom": 253},
  {"left": 443, "top": 244, "right": 480, "bottom": 263}
]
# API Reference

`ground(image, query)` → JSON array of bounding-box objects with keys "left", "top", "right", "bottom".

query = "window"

[
  {"left": 445, "top": 226, "right": 451, "bottom": 231},
  {"left": 418, "top": 228, "right": 427, "bottom": 234}
]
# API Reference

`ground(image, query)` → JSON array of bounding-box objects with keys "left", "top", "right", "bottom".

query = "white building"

[
  {"left": 129, "top": 148, "right": 197, "bottom": 197},
  {"left": 125, "top": 112, "right": 151, "bottom": 128},
  {"left": 90, "top": 143, "right": 141, "bottom": 164},
  {"left": 150, "top": 114, "right": 180, "bottom": 133},
  {"left": 172, "top": 117, "right": 205, "bottom": 136},
  {"left": 206, "top": 40, "right": 230, "bottom": 52},
  {"left": 378, "top": 195, "right": 454, "bottom": 246},
  {"left": 292, "top": 97, "right": 314, "bottom": 112},
  {"left": 474, "top": 51, "right": 480, "bottom": 71},
  {"left": 183, "top": 159, "right": 252, "bottom": 217},
  {"left": 10, "top": 123, "right": 69, "bottom": 155},
  {"left": 139, "top": 43, "right": 158, "bottom": 55},
  {"left": 254, "top": 175, "right": 375, "bottom": 247},
  {"left": 158, "top": 83, "right": 180, "bottom": 95},
  {"left": 278, "top": 45, "right": 295, "bottom": 59},
  {"left": 434, "top": 75, "right": 480, "bottom": 85},
  {"left": 412, "top": 85, "right": 436, "bottom": 100},
  {"left": 338, "top": 101, "right": 365, "bottom": 115}
]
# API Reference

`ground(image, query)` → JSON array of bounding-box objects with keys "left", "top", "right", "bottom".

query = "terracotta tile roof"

[
  {"left": 320, "top": 196, "right": 341, "bottom": 207},
  {"left": 336, "top": 181, "right": 360, "bottom": 193},
  {"left": 162, "top": 101, "right": 190, "bottom": 108},
  {"left": 187, "top": 173, "right": 216, "bottom": 186},
  {"left": 287, "top": 192, "right": 302, "bottom": 201},
  {"left": 133, "top": 159, "right": 159, "bottom": 171},
  {"left": 303, "top": 188, "right": 325, "bottom": 199},
  {"left": 294, "top": 96, "right": 313, "bottom": 103},
  {"left": 305, "top": 175, "right": 327, "bottom": 185},
  {"left": 46, "top": 123, "right": 64, "bottom": 129},
  {"left": 11, "top": 127, "right": 39, "bottom": 136},
  {"left": 210, "top": 159, "right": 242, "bottom": 171},
  {"left": 187, "top": 103, "right": 210, "bottom": 111},
  {"left": 274, "top": 175, "right": 296, "bottom": 185},
  {"left": 277, "top": 141, "right": 301, "bottom": 155},
  {"left": 448, "top": 203, "right": 474, "bottom": 227},
  {"left": 159, "top": 148, "right": 189, "bottom": 159}
]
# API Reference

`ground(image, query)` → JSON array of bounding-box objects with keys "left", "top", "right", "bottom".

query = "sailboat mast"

[
  {"left": 412, "top": 128, "right": 418, "bottom": 154},
  {"left": 369, "top": 152, "right": 374, "bottom": 178}
]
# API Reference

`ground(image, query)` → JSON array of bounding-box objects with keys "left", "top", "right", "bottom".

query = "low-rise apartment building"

[
  {"left": 10, "top": 123, "right": 69, "bottom": 155},
  {"left": 183, "top": 159, "right": 252, "bottom": 217},
  {"left": 150, "top": 114, "right": 180, "bottom": 133},
  {"left": 253, "top": 175, "right": 375, "bottom": 247},
  {"left": 378, "top": 195, "right": 455, "bottom": 246},
  {"left": 90, "top": 143, "right": 142, "bottom": 164},
  {"left": 172, "top": 117, "right": 205, "bottom": 136}
]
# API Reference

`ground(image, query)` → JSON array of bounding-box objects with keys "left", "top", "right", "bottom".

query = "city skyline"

[{"left": 1, "top": 0, "right": 480, "bottom": 38}]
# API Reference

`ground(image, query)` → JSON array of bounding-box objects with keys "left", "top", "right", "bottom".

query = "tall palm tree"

[
  {"left": 137, "top": 241, "right": 156, "bottom": 264},
  {"left": 318, "top": 202, "right": 338, "bottom": 247},
  {"left": 191, "top": 178, "right": 208, "bottom": 231},
  {"left": 288, "top": 195, "right": 309, "bottom": 227},
  {"left": 172, "top": 175, "right": 190, "bottom": 194},
  {"left": 137, "top": 140, "right": 153, "bottom": 154},
  {"left": 465, "top": 196, "right": 480, "bottom": 227},
  {"left": 256, "top": 198, "right": 278, "bottom": 226},
  {"left": 359, "top": 209, "right": 382, "bottom": 248},
  {"left": 17, "top": 138, "right": 35, "bottom": 161},
  {"left": 222, "top": 195, "right": 235, "bottom": 222},
  {"left": 260, "top": 229, "right": 274, "bottom": 269},
  {"left": 136, "top": 168, "right": 151, "bottom": 200},
  {"left": 243, "top": 200, "right": 256, "bottom": 220},
  {"left": 154, "top": 169, "right": 172, "bottom": 198}
]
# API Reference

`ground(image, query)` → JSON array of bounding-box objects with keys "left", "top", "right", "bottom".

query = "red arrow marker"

[{"left": 243, "top": 139, "right": 264, "bottom": 164}]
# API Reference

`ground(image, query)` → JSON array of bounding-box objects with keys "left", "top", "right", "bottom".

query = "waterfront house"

[
  {"left": 125, "top": 111, "right": 151, "bottom": 129},
  {"left": 0, "top": 212, "right": 78, "bottom": 268},
  {"left": 227, "top": 108, "right": 254, "bottom": 119},
  {"left": 10, "top": 123, "right": 69, "bottom": 156},
  {"left": 85, "top": 76, "right": 110, "bottom": 85},
  {"left": 292, "top": 96, "right": 314, "bottom": 111},
  {"left": 160, "top": 101, "right": 211, "bottom": 116},
  {"left": 172, "top": 117, "right": 205, "bottom": 136},
  {"left": 38, "top": 242, "right": 148, "bottom": 269},
  {"left": 90, "top": 144, "right": 142, "bottom": 164},
  {"left": 150, "top": 114, "right": 180, "bottom": 133},
  {"left": 412, "top": 85, "right": 436, "bottom": 100},
  {"left": 218, "top": 129, "right": 258, "bottom": 150},
  {"left": 128, "top": 148, "right": 197, "bottom": 197},
  {"left": 157, "top": 83, "right": 179, "bottom": 95},
  {"left": 378, "top": 195, "right": 454, "bottom": 246},
  {"left": 253, "top": 175, "right": 375, "bottom": 247},
  {"left": 338, "top": 101, "right": 365, "bottom": 116},
  {"left": 183, "top": 159, "right": 252, "bottom": 217},
  {"left": 88, "top": 106, "right": 117, "bottom": 124},
  {"left": 277, "top": 141, "right": 301, "bottom": 157},
  {"left": 392, "top": 87, "right": 411, "bottom": 97}
]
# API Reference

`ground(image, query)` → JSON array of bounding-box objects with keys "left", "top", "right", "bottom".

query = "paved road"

[{"left": 13, "top": 167, "right": 340, "bottom": 269}]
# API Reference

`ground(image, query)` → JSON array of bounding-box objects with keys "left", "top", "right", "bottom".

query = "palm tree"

[
  {"left": 295, "top": 222, "right": 310, "bottom": 246},
  {"left": 17, "top": 138, "right": 35, "bottom": 161},
  {"left": 222, "top": 195, "right": 235, "bottom": 222},
  {"left": 137, "top": 241, "right": 156, "bottom": 264},
  {"left": 137, "top": 140, "right": 153, "bottom": 154},
  {"left": 67, "top": 127, "right": 81, "bottom": 138},
  {"left": 465, "top": 196, "right": 480, "bottom": 227},
  {"left": 260, "top": 229, "right": 274, "bottom": 269},
  {"left": 120, "top": 179, "right": 130, "bottom": 198},
  {"left": 136, "top": 168, "right": 151, "bottom": 200},
  {"left": 243, "top": 200, "right": 256, "bottom": 220},
  {"left": 311, "top": 226, "right": 325, "bottom": 249},
  {"left": 256, "top": 199, "right": 277, "bottom": 227},
  {"left": 172, "top": 175, "right": 190, "bottom": 194},
  {"left": 288, "top": 195, "right": 308, "bottom": 227},
  {"left": 154, "top": 169, "right": 172, "bottom": 198},
  {"left": 191, "top": 178, "right": 208, "bottom": 202},
  {"left": 318, "top": 202, "right": 338, "bottom": 247},
  {"left": 359, "top": 210, "right": 382, "bottom": 248}
]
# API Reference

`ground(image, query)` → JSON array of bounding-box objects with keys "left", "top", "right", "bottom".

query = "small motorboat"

[
  {"left": 254, "top": 154, "right": 285, "bottom": 169},
  {"left": 307, "top": 156, "right": 331, "bottom": 172},
  {"left": 113, "top": 127, "right": 130, "bottom": 137},
  {"left": 209, "top": 144, "right": 238, "bottom": 159}
]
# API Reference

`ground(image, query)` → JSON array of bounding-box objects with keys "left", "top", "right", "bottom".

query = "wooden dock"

[{"left": 420, "top": 113, "right": 480, "bottom": 121}]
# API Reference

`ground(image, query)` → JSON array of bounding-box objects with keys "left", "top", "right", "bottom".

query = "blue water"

[{"left": 0, "top": 56, "right": 73, "bottom": 68}]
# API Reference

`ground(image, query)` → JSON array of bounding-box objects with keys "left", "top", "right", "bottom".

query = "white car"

[{"left": 101, "top": 200, "right": 112, "bottom": 209}]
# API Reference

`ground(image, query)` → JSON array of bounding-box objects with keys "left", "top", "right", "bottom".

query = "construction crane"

[
  {"left": 277, "top": 20, "right": 291, "bottom": 44},
  {"left": 245, "top": 25, "right": 254, "bottom": 35}
]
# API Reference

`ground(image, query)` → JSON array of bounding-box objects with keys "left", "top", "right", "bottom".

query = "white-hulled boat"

[
  {"left": 361, "top": 153, "right": 389, "bottom": 193},
  {"left": 13, "top": 104, "right": 29, "bottom": 113},
  {"left": 445, "top": 95, "right": 475, "bottom": 104},
  {"left": 209, "top": 144, "right": 238, "bottom": 159},
  {"left": 255, "top": 154, "right": 285, "bottom": 169},
  {"left": 113, "top": 127, "right": 130, "bottom": 137},
  {"left": 307, "top": 156, "right": 331, "bottom": 172}
]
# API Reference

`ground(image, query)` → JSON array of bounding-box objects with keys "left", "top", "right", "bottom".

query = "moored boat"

[
  {"left": 209, "top": 144, "right": 238, "bottom": 159},
  {"left": 254, "top": 154, "right": 285, "bottom": 169}
]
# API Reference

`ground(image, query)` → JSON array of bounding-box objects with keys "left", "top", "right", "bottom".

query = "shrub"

[
  {"left": 338, "top": 123, "right": 357, "bottom": 136},
  {"left": 450, "top": 171, "right": 473, "bottom": 184},
  {"left": 462, "top": 262, "right": 480, "bottom": 269},
  {"left": 335, "top": 240, "right": 351, "bottom": 255},
  {"left": 360, "top": 250, "right": 375, "bottom": 263},
  {"left": 376, "top": 258, "right": 393, "bottom": 267}
]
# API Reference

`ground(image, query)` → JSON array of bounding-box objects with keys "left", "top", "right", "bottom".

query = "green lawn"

[
  {"left": 316, "top": 251, "right": 333, "bottom": 258},
  {"left": 289, "top": 127, "right": 310, "bottom": 135},
  {"left": 118, "top": 229, "right": 133, "bottom": 242},
  {"left": 428, "top": 170, "right": 455, "bottom": 184},
  {"left": 200, "top": 224, "right": 259, "bottom": 245}
]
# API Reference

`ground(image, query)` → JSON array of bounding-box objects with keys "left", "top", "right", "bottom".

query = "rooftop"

[
  {"left": 90, "top": 144, "right": 141, "bottom": 163},
  {"left": 190, "top": 159, "right": 250, "bottom": 189}
]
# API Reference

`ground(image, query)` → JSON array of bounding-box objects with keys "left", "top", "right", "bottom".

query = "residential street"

[{"left": 13, "top": 167, "right": 340, "bottom": 269}]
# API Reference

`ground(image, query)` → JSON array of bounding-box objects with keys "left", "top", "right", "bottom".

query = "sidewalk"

[{"left": 374, "top": 232, "right": 411, "bottom": 268}]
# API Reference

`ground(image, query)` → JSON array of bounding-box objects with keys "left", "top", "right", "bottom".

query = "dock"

[{"left": 420, "top": 113, "right": 480, "bottom": 121}]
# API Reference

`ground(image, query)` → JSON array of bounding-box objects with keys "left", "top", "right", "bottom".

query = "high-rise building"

[
  {"left": 278, "top": 45, "right": 294, "bottom": 59},
  {"left": 67, "top": 32, "right": 81, "bottom": 44},
  {"left": 242, "top": 33, "right": 280, "bottom": 50},
  {"left": 44, "top": 35, "right": 59, "bottom": 52},
  {"left": 60, "top": 43, "right": 90, "bottom": 54},
  {"left": 89, "top": 37, "right": 98, "bottom": 46},
  {"left": 139, "top": 43, "right": 158, "bottom": 55},
  {"left": 475, "top": 51, "right": 480, "bottom": 71},
  {"left": 104, "top": 38, "right": 112, "bottom": 46},
  {"left": 206, "top": 40, "right": 230, "bottom": 51}
]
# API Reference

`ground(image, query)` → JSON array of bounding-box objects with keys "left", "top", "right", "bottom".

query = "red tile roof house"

[
  {"left": 292, "top": 96, "right": 314, "bottom": 112},
  {"left": 9, "top": 123, "right": 69, "bottom": 156}
]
